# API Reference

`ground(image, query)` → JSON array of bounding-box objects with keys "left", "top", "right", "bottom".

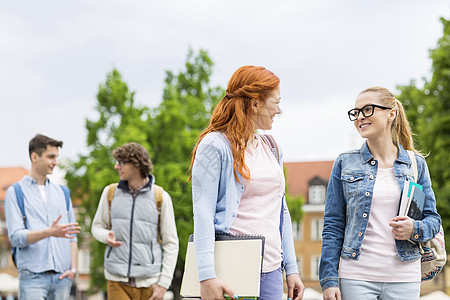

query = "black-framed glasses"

[
  {"left": 347, "top": 104, "right": 392, "bottom": 121},
  {"left": 116, "top": 160, "right": 129, "bottom": 167}
]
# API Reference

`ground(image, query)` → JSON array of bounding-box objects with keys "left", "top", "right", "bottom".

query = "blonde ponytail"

[{"left": 392, "top": 99, "right": 416, "bottom": 152}]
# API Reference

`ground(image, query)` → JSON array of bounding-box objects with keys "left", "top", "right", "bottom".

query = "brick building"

[{"left": 284, "top": 161, "right": 333, "bottom": 291}]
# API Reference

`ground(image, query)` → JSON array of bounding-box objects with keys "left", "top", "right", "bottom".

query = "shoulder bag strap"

[
  {"left": 154, "top": 184, "right": 164, "bottom": 243},
  {"left": 59, "top": 185, "right": 71, "bottom": 215},
  {"left": 12, "top": 183, "right": 26, "bottom": 228},
  {"left": 407, "top": 150, "right": 418, "bottom": 183},
  {"left": 107, "top": 183, "right": 118, "bottom": 229},
  {"left": 261, "top": 134, "right": 280, "bottom": 163}
]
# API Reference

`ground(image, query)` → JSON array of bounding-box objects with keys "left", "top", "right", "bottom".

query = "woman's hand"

[
  {"left": 286, "top": 273, "right": 305, "bottom": 300},
  {"left": 200, "top": 278, "right": 237, "bottom": 300},
  {"left": 323, "top": 287, "right": 341, "bottom": 300},
  {"left": 389, "top": 216, "right": 414, "bottom": 240}
]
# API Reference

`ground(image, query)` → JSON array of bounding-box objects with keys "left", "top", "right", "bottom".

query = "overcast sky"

[{"left": 1, "top": 1, "right": 449, "bottom": 169}]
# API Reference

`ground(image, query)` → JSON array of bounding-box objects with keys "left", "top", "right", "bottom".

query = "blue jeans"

[
  {"left": 19, "top": 270, "right": 72, "bottom": 300},
  {"left": 259, "top": 267, "right": 283, "bottom": 300},
  {"left": 339, "top": 278, "right": 420, "bottom": 300}
]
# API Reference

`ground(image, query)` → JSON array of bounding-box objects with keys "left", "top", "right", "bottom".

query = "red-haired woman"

[{"left": 190, "top": 66, "right": 304, "bottom": 300}]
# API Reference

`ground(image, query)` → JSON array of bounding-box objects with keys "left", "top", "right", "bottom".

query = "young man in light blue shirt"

[{"left": 5, "top": 134, "right": 81, "bottom": 300}]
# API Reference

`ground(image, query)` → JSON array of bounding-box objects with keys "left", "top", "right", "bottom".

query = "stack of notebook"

[{"left": 180, "top": 234, "right": 265, "bottom": 299}]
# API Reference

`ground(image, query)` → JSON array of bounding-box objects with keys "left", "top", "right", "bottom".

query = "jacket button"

[
  {"left": 365, "top": 192, "right": 370, "bottom": 196},
  {"left": 371, "top": 161, "right": 376, "bottom": 165},
  {"left": 363, "top": 213, "right": 367, "bottom": 218},
  {"left": 358, "top": 232, "right": 363, "bottom": 237},
  {"left": 350, "top": 176, "right": 354, "bottom": 180},
  {"left": 370, "top": 175, "right": 374, "bottom": 180},
  {"left": 352, "top": 253, "right": 356, "bottom": 257},
  {"left": 414, "top": 234, "right": 419, "bottom": 239}
]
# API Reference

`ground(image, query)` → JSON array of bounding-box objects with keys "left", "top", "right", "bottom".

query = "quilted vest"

[{"left": 104, "top": 180, "right": 162, "bottom": 278}]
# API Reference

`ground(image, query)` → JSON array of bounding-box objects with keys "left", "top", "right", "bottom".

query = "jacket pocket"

[
  {"left": 149, "top": 240, "right": 154, "bottom": 264},
  {"left": 106, "top": 246, "right": 113, "bottom": 259},
  {"left": 341, "top": 173, "right": 364, "bottom": 199}
]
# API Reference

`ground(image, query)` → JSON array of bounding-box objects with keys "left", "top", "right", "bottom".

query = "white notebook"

[{"left": 180, "top": 234, "right": 265, "bottom": 299}]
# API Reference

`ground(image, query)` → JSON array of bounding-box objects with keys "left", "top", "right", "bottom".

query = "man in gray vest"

[{"left": 91, "top": 142, "right": 179, "bottom": 300}]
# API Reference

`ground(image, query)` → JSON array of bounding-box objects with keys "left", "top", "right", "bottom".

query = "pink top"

[
  {"left": 229, "top": 134, "right": 285, "bottom": 273},
  {"left": 339, "top": 167, "right": 420, "bottom": 282}
]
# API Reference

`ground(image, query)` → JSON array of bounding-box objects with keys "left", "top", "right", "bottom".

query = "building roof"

[
  {"left": 284, "top": 161, "right": 333, "bottom": 197},
  {"left": 0, "top": 167, "right": 28, "bottom": 200}
]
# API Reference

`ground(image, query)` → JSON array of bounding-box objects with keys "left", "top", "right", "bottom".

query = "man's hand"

[
  {"left": 286, "top": 273, "right": 305, "bottom": 300},
  {"left": 148, "top": 284, "right": 166, "bottom": 300},
  {"left": 106, "top": 230, "right": 122, "bottom": 247},
  {"left": 389, "top": 216, "right": 414, "bottom": 240},
  {"left": 59, "top": 269, "right": 76, "bottom": 281},
  {"left": 323, "top": 287, "right": 341, "bottom": 300},
  {"left": 47, "top": 214, "right": 80, "bottom": 238}
]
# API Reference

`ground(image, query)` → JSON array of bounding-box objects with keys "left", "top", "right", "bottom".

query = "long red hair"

[{"left": 190, "top": 65, "right": 280, "bottom": 182}]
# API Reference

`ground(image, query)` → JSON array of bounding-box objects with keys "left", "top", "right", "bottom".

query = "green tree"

[
  {"left": 285, "top": 194, "right": 305, "bottom": 223},
  {"left": 146, "top": 48, "right": 223, "bottom": 298},
  {"left": 284, "top": 168, "right": 305, "bottom": 223},
  {"left": 66, "top": 49, "right": 223, "bottom": 297},
  {"left": 397, "top": 17, "right": 450, "bottom": 247},
  {"left": 66, "top": 69, "right": 149, "bottom": 293}
]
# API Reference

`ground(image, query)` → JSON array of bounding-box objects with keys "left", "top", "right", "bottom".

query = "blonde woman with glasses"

[{"left": 319, "top": 87, "right": 441, "bottom": 300}]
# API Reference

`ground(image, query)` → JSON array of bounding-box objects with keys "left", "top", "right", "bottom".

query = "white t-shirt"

[{"left": 38, "top": 185, "right": 47, "bottom": 203}]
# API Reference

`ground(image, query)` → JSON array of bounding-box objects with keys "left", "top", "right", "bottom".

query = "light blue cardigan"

[{"left": 191, "top": 132, "right": 299, "bottom": 281}]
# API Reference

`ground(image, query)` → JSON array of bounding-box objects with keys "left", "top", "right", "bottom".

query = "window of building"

[
  {"left": 297, "top": 256, "right": 303, "bottom": 275},
  {"left": 311, "top": 256, "right": 320, "bottom": 280},
  {"left": 0, "top": 248, "right": 9, "bottom": 268},
  {"left": 308, "top": 185, "right": 326, "bottom": 204},
  {"left": 0, "top": 219, "right": 6, "bottom": 234},
  {"left": 311, "top": 218, "right": 324, "bottom": 241},
  {"left": 78, "top": 249, "right": 90, "bottom": 274},
  {"left": 292, "top": 221, "right": 302, "bottom": 241}
]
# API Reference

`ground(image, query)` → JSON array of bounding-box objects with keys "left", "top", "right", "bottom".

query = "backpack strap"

[
  {"left": 107, "top": 183, "right": 119, "bottom": 229},
  {"left": 12, "top": 183, "right": 26, "bottom": 228},
  {"left": 154, "top": 184, "right": 164, "bottom": 244},
  {"left": 59, "top": 185, "right": 71, "bottom": 212},
  {"left": 261, "top": 134, "right": 280, "bottom": 163},
  {"left": 11, "top": 182, "right": 25, "bottom": 267},
  {"left": 407, "top": 150, "right": 418, "bottom": 183}
]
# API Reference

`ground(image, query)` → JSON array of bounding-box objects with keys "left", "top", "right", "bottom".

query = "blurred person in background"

[{"left": 92, "top": 142, "right": 178, "bottom": 300}]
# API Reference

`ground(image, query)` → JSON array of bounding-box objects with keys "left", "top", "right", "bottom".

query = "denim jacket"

[
  {"left": 191, "top": 132, "right": 298, "bottom": 281},
  {"left": 319, "top": 142, "right": 441, "bottom": 291}
]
